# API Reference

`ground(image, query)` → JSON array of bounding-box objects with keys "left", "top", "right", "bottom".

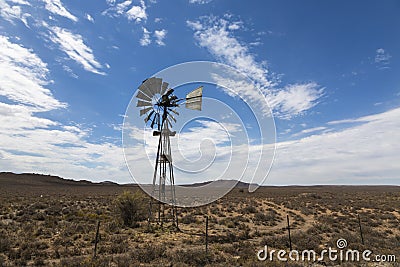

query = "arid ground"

[{"left": 0, "top": 172, "right": 399, "bottom": 266}]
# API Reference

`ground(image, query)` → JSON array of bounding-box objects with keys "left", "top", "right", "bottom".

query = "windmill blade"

[
  {"left": 153, "top": 78, "right": 163, "bottom": 94},
  {"left": 144, "top": 110, "right": 155, "bottom": 123},
  {"left": 186, "top": 100, "right": 202, "bottom": 111},
  {"left": 140, "top": 106, "right": 153, "bottom": 116},
  {"left": 186, "top": 86, "right": 203, "bottom": 99},
  {"left": 165, "top": 118, "right": 173, "bottom": 128},
  {"left": 168, "top": 113, "right": 176, "bottom": 123},
  {"left": 168, "top": 108, "right": 179, "bottom": 116},
  {"left": 185, "top": 86, "right": 203, "bottom": 111},
  {"left": 137, "top": 100, "right": 152, "bottom": 107},
  {"left": 137, "top": 91, "right": 152, "bottom": 101},
  {"left": 160, "top": 82, "right": 169, "bottom": 95},
  {"left": 150, "top": 114, "right": 158, "bottom": 128},
  {"left": 145, "top": 77, "right": 162, "bottom": 95},
  {"left": 138, "top": 83, "right": 153, "bottom": 98}
]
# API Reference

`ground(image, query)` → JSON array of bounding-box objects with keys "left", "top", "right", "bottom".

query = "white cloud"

[
  {"left": 126, "top": 0, "right": 146, "bottom": 22},
  {"left": 268, "top": 83, "right": 324, "bottom": 118},
  {"left": 0, "top": 35, "right": 128, "bottom": 183},
  {"left": 139, "top": 27, "right": 151, "bottom": 46},
  {"left": 48, "top": 27, "right": 105, "bottom": 75},
  {"left": 154, "top": 29, "right": 167, "bottom": 46},
  {"left": 0, "top": 0, "right": 31, "bottom": 27},
  {"left": 0, "top": 120, "right": 129, "bottom": 182},
  {"left": 102, "top": 0, "right": 131, "bottom": 16},
  {"left": 0, "top": 102, "right": 57, "bottom": 131},
  {"left": 62, "top": 64, "right": 78, "bottom": 79},
  {"left": 187, "top": 16, "right": 324, "bottom": 119},
  {"left": 187, "top": 16, "right": 272, "bottom": 88},
  {"left": 268, "top": 107, "right": 400, "bottom": 185},
  {"left": 124, "top": 106, "right": 400, "bottom": 186},
  {"left": 85, "top": 13, "right": 94, "bottom": 23},
  {"left": 227, "top": 21, "right": 241, "bottom": 30},
  {"left": 375, "top": 48, "right": 391, "bottom": 69},
  {"left": 42, "top": 0, "right": 78, "bottom": 22},
  {"left": 189, "top": 0, "right": 213, "bottom": 4},
  {"left": 0, "top": 35, "right": 66, "bottom": 110},
  {"left": 9, "top": 0, "right": 30, "bottom": 5},
  {"left": 290, "top": 126, "right": 327, "bottom": 138},
  {"left": 102, "top": 0, "right": 147, "bottom": 23},
  {"left": 299, "top": 126, "right": 327, "bottom": 134}
]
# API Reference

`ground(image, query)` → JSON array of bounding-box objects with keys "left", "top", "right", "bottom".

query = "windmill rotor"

[{"left": 137, "top": 77, "right": 203, "bottom": 131}]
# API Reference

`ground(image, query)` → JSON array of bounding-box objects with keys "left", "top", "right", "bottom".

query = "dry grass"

[{"left": 0, "top": 178, "right": 399, "bottom": 266}]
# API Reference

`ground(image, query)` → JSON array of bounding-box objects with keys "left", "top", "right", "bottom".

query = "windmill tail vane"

[{"left": 135, "top": 77, "right": 203, "bottom": 227}]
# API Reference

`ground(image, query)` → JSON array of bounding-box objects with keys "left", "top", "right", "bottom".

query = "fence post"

[
  {"left": 205, "top": 215, "right": 209, "bottom": 255},
  {"left": 358, "top": 214, "right": 364, "bottom": 245},
  {"left": 287, "top": 215, "right": 292, "bottom": 251},
  {"left": 93, "top": 220, "right": 100, "bottom": 258}
]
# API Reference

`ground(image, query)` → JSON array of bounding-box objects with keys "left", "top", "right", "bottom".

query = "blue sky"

[{"left": 1, "top": 0, "right": 399, "bottom": 185}]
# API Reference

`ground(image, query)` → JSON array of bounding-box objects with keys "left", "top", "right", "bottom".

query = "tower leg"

[{"left": 148, "top": 124, "right": 178, "bottom": 229}]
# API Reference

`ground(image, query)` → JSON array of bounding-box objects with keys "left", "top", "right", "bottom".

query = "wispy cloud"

[
  {"left": 42, "top": 0, "right": 78, "bottom": 22},
  {"left": 154, "top": 29, "right": 167, "bottom": 46},
  {"left": 268, "top": 83, "right": 324, "bottom": 119},
  {"left": 48, "top": 27, "right": 105, "bottom": 75},
  {"left": 189, "top": 0, "right": 213, "bottom": 4},
  {"left": 0, "top": 35, "right": 66, "bottom": 110},
  {"left": 8, "top": 0, "right": 30, "bottom": 4},
  {"left": 0, "top": 35, "right": 127, "bottom": 183},
  {"left": 187, "top": 15, "right": 324, "bottom": 119},
  {"left": 187, "top": 16, "right": 272, "bottom": 88},
  {"left": 125, "top": 106, "right": 400, "bottom": 185},
  {"left": 102, "top": 0, "right": 132, "bottom": 16},
  {"left": 0, "top": 0, "right": 31, "bottom": 27},
  {"left": 375, "top": 48, "right": 391, "bottom": 69},
  {"left": 290, "top": 126, "right": 327, "bottom": 138},
  {"left": 139, "top": 27, "right": 151, "bottom": 46},
  {"left": 269, "top": 107, "right": 400, "bottom": 185},
  {"left": 85, "top": 13, "right": 94, "bottom": 23}
]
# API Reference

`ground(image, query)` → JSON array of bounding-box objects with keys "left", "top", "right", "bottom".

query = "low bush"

[{"left": 114, "top": 191, "right": 147, "bottom": 228}]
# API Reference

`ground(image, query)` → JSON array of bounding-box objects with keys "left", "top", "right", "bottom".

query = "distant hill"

[
  {"left": 3, "top": 172, "right": 397, "bottom": 191},
  {"left": 0, "top": 172, "right": 258, "bottom": 189},
  {"left": 181, "top": 179, "right": 258, "bottom": 188},
  {"left": 0, "top": 172, "right": 114, "bottom": 187}
]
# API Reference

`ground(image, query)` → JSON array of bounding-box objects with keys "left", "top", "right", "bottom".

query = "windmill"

[{"left": 136, "top": 77, "right": 203, "bottom": 227}]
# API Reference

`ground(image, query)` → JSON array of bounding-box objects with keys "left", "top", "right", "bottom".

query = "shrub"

[
  {"left": 114, "top": 191, "right": 147, "bottom": 228},
  {"left": 170, "top": 247, "right": 210, "bottom": 266},
  {"left": 132, "top": 243, "right": 166, "bottom": 263},
  {"left": 180, "top": 213, "right": 197, "bottom": 224},
  {"left": 240, "top": 205, "right": 257, "bottom": 214},
  {"left": 0, "top": 231, "right": 10, "bottom": 253}
]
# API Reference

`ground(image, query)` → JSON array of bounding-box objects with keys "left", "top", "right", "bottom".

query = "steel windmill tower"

[{"left": 136, "top": 77, "right": 203, "bottom": 226}]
